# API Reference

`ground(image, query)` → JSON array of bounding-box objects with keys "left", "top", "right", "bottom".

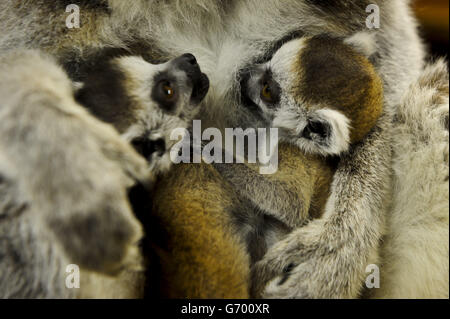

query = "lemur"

[
  {"left": 242, "top": 34, "right": 383, "bottom": 158},
  {"left": 75, "top": 51, "right": 210, "bottom": 175},
  {"left": 213, "top": 33, "right": 384, "bottom": 297},
  {"left": 74, "top": 51, "right": 210, "bottom": 297}
]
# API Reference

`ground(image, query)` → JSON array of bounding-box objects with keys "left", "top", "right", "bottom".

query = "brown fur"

[
  {"left": 146, "top": 144, "right": 334, "bottom": 298},
  {"left": 149, "top": 163, "right": 251, "bottom": 298},
  {"left": 245, "top": 144, "right": 335, "bottom": 222},
  {"left": 294, "top": 35, "right": 384, "bottom": 143}
]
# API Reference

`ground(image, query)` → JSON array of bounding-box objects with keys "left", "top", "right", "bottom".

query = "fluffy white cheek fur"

[
  {"left": 273, "top": 107, "right": 351, "bottom": 156},
  {"left": 314, "top": 108, "right": 351, "bottom": 155}
]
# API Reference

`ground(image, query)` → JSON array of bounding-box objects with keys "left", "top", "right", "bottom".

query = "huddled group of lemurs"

[{"left": 0, "top": 0, "right": 448, "bottom": 299}]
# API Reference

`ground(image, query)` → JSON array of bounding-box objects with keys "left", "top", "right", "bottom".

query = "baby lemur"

[
  {"left": 74, "top": 52, "right": 209, "bottom": 297},
  {"left": 75, "top": 51, "right": 251, "bottom": 299},
  {"left": 76, "top": 52, "right": 209, "bottom": 175},
  {"left": 215, "top": 34, "right": 383, "bottom": 296},
  {"left": 243, "top": 35, "right": 383, "bottom": 157}
]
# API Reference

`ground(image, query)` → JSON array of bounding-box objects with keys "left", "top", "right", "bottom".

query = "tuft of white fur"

[
  {"left": 344, "top": 31, "right": 378, "bottom": 57},
  {"left": 270, "top": 38, "right": 307, "bottom": 80},
  {"left": 372, "top": 59, "right": 449, "bottom": 299},
  {"left": 274, "top": 106, "right": 351, "bottom": 156},
  {"left": 72, "top": 81, "right": 84, "bottom": 92},
  {"left": 272, "top": 106, "right": 351, "bottom": 156},
  {"left": 314, "top": 108, "right": 351, "bottom": 155}
]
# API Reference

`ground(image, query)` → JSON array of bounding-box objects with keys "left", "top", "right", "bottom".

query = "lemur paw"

[
  {"left": 251, "top": 220, "right": 356, "bottom": 299},
  {"left": 44, "top": 117, "right": 152, "bottom": 276},
  {"left": 250, "top": 228, "right": 315, "bottom": 299}
]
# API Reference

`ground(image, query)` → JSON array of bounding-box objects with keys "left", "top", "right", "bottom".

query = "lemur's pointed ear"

[{"left": 344, "top": 31, "right": 377, "bottom": 57}]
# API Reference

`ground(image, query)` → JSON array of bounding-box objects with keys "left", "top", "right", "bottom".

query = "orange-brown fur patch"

[
  {"left": 292, "top": 35, "right": 383, "bottom": 143},
  {"left": 150, "top": 163, "right": 251, "bottom": 298},
  {"left": 247, "top": 143, "right": 335, "bottom": 220}
]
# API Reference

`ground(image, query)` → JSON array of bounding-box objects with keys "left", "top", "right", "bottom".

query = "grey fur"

[
  {"left": 214, "top": 161, "right": 311, "bottom": 229},
  {"left": 0, "top": 50, "right": 148, "bottom": 298},
  {"left": 373, "top": 59, "right": 449, "bottom": 298},
  {"left": 252, "top": 111, "right": 392, "bottom": 298}
]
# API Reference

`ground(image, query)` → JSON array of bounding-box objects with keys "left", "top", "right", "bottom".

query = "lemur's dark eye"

[
  {"left": 152, "top": 74, "right": 179, "bottom": 113},
  {"left": 160, "top": 81, "right": 175, "bottom": 100},
  {"left": 259, "top": 71, "right": 280, "bottom": 105},
  {"left": 261, "top": 82, "right": 273, "bottom": 102}
]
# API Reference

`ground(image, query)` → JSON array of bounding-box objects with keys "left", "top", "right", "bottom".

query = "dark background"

[{"left": 414, "top": 0, "right": 449, "bottom": 60}]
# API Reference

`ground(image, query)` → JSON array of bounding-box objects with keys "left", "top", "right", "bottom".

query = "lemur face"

[
  {"left": 76, "top": 53, "right": 209, "bottom": 172},
  {"left": 241, "top": 35, "right": 383, "bottom": 156}
]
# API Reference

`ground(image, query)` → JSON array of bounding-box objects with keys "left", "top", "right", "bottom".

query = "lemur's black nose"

[
  {"left": 173, "top": 53, "right": 199, "bottom": 75},
  {"left": 131, "top": 137, "right": 166, "bottom": 160},
  {"left": 170, "top": 53, "right": 209, "bottom": 103},
  {"left": 172, "top": 53, "right": 209, "bottom": 103},
  {"left": 182, "top": 53, "right": 198, "bottom": 65}
]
